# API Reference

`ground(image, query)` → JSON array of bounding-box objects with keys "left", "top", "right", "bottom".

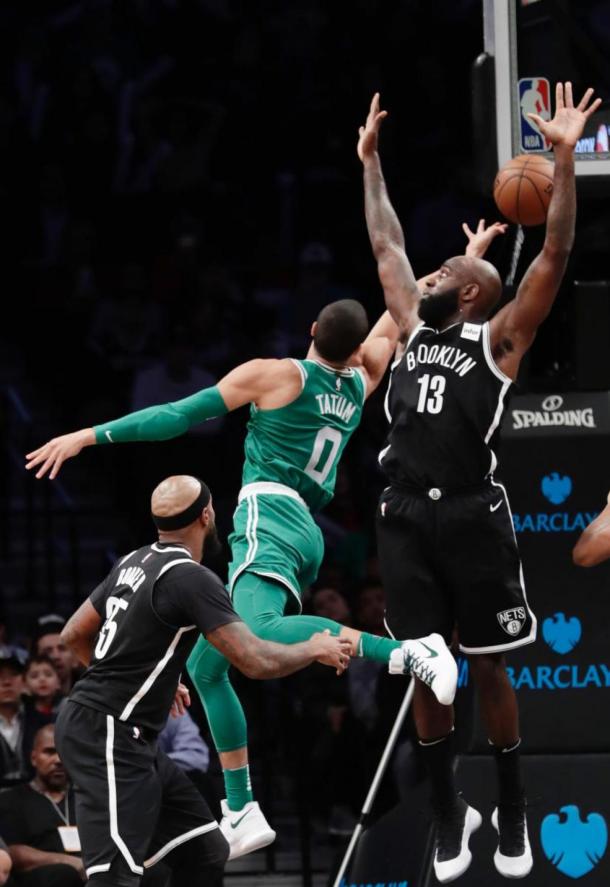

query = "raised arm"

[
  {"left": 490, "top": 83, "right": 600, "bottom": 379},
  {"left": 207, "top": 622, "right": 351, "bottom": 679},
  {"left": 26, "top": 358, "right": 298, "bottom": 479},
  {"left": 360, "top": 219, "right": 508, "bottom": 395},
  {"left": 358, "top": 94, "right": 421, "bottom": 338}
]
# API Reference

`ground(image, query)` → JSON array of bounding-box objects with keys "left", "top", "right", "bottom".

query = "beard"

[
  {"left": 418, "top": 287, "right": 460, "bottom": 328},
  {"left": 202, "top": 521, "right": 222, "bottom": 559}
]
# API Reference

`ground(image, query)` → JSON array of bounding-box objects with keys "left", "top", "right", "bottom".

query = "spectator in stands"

[
  {"left": 0, "top": 839, "right": 11, "bottom": 886},
  {"left": 0, "top": 654, "right": 30, "bottom": 786},
  {"left": 24, "top": 657, "right": 63, "bottom": 717},
  {"left": 158, "top": 710, "right": 210, "bottom": 775},
  {"left": 0, "top": 725, "right": 169, "bottom": 887},
  {"left": 311, "top": 586, "right": 352, "bottom": 626},
  {"left": 33, "top": 617, "right": 78, "bottom": 697},
  {"left": 0, "top": 725, "right": 84, "bottom": 886}
]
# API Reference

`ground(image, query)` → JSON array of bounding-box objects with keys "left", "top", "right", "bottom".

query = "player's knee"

[{"left": 467, "top": 652, "right": 506, "bottom": 686}]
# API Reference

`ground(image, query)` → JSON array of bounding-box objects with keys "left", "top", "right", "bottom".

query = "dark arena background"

[{"left": 2, "top": 1, "right": 610, "bottom": 886}]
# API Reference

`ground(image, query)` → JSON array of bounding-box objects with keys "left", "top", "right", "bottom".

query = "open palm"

[
  {"left": 528, "top": 82, "right": 601, "bottom": 148},
  {"left": 357, "top": 92, "right": 388, "bottom": 162}
]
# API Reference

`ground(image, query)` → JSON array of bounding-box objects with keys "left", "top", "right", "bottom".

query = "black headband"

[{"left": 152, "top": 480, "right": 211, "bottom": 531}]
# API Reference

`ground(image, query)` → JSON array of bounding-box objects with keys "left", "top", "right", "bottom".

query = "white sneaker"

[
  {"left": 433, "top": 798, "right": 482, "bottom": 883},
  {"left": 389, "top": 633, "right": 458, "bottom": 705},
  {"left": 219, "top": 799, "right": 276, "bottom": 860},
  {"left": 491, "top": 805, "right": 533, "bottom": 878}
]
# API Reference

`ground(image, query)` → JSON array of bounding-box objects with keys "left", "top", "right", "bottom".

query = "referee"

[{"left": 55, "top": 475, "right": 350, "bottom": 887}]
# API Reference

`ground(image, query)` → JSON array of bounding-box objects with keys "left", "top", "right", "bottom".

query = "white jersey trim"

[
  {"left": 156, "top": 558, "right": 195, "bottom": 580},
  {"left": 151, "top": 543, "right": 192, "bottom": 556},
  {"left": 106, "top": 716, "right": 144, "bottom": 875},
  {"left": 238, "top": 482, "right": 307, "bottom": 508},
  {"left": 482, "top": 323, "right": 513, "bottom": 384},
  {"left": 306, "top": 359, "right": 355, "bottom": 377},
  {"left": 119, "top": 623, "right": 196, "bottom": 722},
  {"left": 144, "top": 822, "right": 219, "bottom": 868},
  {"left": 86, "top": 864, "right": 111, "bottom": 877},
  {"left": 354, "top": 366, "right": 367, "bottom": 405},
  {"left": 289, "top": 358, "right": 308, "bottom": 389},
  {"left": 118, "top": 550, "right": 137, "bottom": 566},
  {"left": 459, "top": 479, "right": 537, "bottom": 654},
  {"left": 378, "top": 443, "right": 391, "bottom": 466},
  {"left": 228, "top": 494, "right": 260, "bottom": 593},
  {"left": 485, "top": 376, "right": 511, "bottom": 445}
]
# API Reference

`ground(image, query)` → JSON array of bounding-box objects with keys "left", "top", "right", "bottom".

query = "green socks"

[
  {"left": 225, "top": 764, "right": 254, "bottom": 812},
  {"left": 359, "top": 632, "right": 401, "bottom": 664}
]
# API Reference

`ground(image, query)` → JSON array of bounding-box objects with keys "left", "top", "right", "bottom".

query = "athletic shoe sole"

[
  {"left": 491, "top": 807, "right": 533, "bottom": 878},
  {"left": 434, "top": 805, "right": 483, "bottom": 884},
  {"left": 226, "top": 826, "right": 276, "bottom": 860}
]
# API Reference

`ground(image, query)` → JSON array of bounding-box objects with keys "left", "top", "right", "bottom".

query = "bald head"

[
  {"left": 33, "top": 723, "right": 56, "bottom": 752},
  {"left": 151, "top": 476, "right": 202, "bottom": 518},
  {"left": 151, "top": 475, "right": 218, "bottom": 559},
  {"left": 449, "top": 255, "right": 503, "bottom": 315}
]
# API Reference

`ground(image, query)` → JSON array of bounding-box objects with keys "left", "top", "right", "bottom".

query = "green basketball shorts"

[{"left": 227, "top": 482, "right": 324, "bottom": 613}]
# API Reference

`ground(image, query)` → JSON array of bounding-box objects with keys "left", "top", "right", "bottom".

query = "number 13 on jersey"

[{"left": 416, "top": 374, "right": 446, "bottom": 414}]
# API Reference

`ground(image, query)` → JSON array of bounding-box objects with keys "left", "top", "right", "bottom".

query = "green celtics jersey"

[{"left": 241, "top": 359, "right": 367, "bottom": 512}]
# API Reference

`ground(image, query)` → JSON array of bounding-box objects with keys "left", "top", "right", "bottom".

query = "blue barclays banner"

[
  {"left": 503, "top": 392, "right": 610, "bottom": 438},
  {"left": 449, "top": 756, "right": 610, "bottom": 887},
  {"left": 460, "top": 413, "right": 610, "bottom": 752}
]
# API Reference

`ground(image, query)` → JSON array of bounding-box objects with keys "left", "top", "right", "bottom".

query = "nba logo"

[{"left": 518, "top": 78, "right": 551, "bottom": 152}]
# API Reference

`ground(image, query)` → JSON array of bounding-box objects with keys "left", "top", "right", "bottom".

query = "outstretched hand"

[
  {"left": 357, "top": 92, "right": 388, "bottom": 163},
  {"left": 463, "top": 219, "right": 508, "bottom": 258},
  {"left": 527, "top": 82, "right": 601, "bottom": 148},
  {"left": 25, "top": 428, "right": 94, "bottom": 479}
]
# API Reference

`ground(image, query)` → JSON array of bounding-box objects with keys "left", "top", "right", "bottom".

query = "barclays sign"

[
  {"left": 541, "top": 806, "right": 608, "bottom": 878},
  {"left": 457, "top": 614, "right": 610, "bottom": 691},
  {"left": 512, "top": 473, "right": 598, "bottom": 533}
]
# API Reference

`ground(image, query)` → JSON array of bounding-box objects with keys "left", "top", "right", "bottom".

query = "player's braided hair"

[{"left": 314, "top": 299, "right": 369, "bottom": 363}]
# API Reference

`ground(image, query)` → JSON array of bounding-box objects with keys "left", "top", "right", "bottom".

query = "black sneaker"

[
  {"left": 491, "top": 799, "right": 533, "bottom": 878},
  {"left": 433, "top": 796, "right": 482, "bottom": 883}
]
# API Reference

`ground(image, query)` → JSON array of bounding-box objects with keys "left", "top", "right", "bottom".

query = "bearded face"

[
  {"left": 418, "top": 287, "right": 460, "bottom": 328},
  {"left": 202, "top": 518, "right": 222, "bottom": 559}
]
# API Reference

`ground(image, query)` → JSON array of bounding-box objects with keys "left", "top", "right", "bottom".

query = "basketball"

[{"left": 493, "top": 154, "right": 555, "bottom": 226}]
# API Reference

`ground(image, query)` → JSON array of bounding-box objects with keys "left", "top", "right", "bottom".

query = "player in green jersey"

[
  {"left": 27, "top": 227, "right": 503, "bottom": 856},
  {"left": 26, "top": 299, "right": 460, "bottom": 852}
]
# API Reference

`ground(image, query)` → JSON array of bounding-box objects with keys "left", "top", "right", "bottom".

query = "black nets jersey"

[
  {"left": 380, "top": 321, "right": 513, "bottom": 488},
  {"left": 70, "top": 542, "right": 240, "bottom": 732}
]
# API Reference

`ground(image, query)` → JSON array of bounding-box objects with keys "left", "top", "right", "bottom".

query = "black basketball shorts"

[
  {"left": 376, "top": 480, "right": 537, "bottom": 654},
  {"left": 55, "top": 700, "right": 228, "bottom": 880}
]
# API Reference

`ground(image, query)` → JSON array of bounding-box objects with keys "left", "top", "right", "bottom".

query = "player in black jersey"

[
  {"left": 54, "top": 475, "right": 350, "bottom": 887},
  {"left": 358, "top": 85, "right": 600, "bottom": 882}
]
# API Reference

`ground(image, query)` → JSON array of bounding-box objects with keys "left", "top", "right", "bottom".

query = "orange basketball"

[{"left": 493, "top": 154, "right": 554, "bottom": 226}]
